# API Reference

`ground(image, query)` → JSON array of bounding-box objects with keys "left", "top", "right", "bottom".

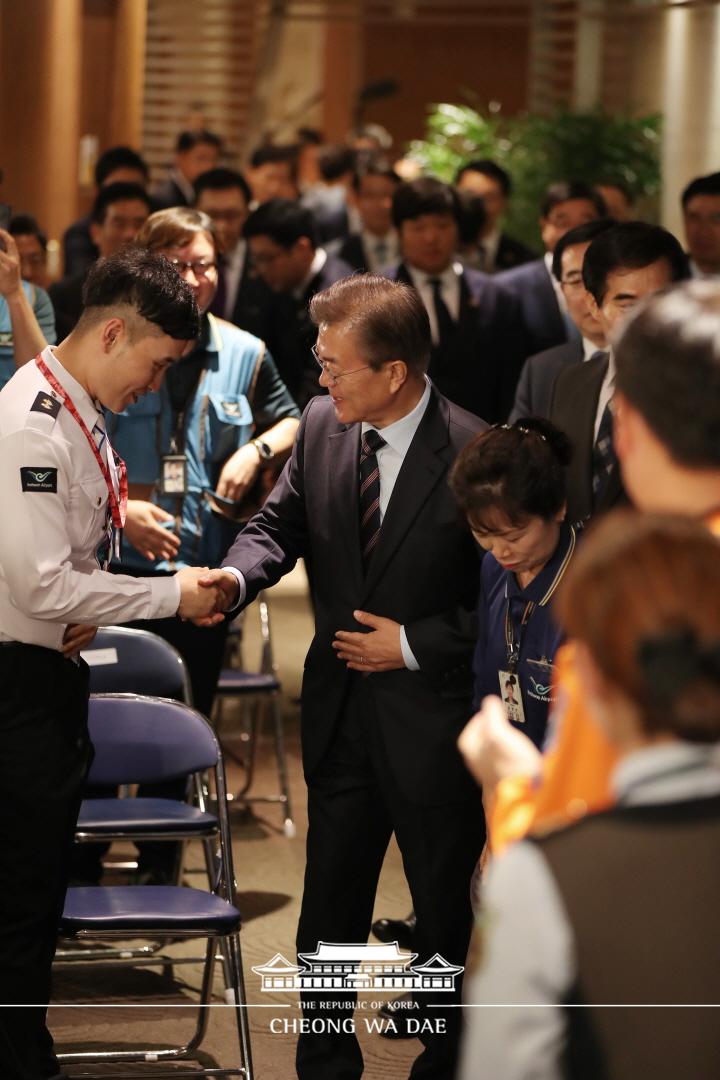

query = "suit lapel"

[
  {"left": 362, "top": 391, "right": 449, "bottom": 599},
  {"left": 560, "top": 353, "right": 608, "bottom": 521},
  {"left": 327, "top": 423, "right": 364, "bottom": 591}
]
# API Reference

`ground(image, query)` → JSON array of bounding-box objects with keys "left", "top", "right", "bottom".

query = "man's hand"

[
  {"left": 333, "top": 610, "right": 405, "bottom": 672},
  {"left": 176, "top": 565, "right": 225, "bottom": 621},
  {"left": 184, "top": 568, "right": 240, "bottom": 627},
  {"left": 125, "top": 500, "right": 181, "bottom": 561},
  {"left": 0, "top": 230, "right": 22, "bottom": 299},
  {"left": 61, "top": 623, "right": 98, "bottom": 657},
  {"left": 216, "top": 443, "right": 261, "bottom": 502},
  {"left": 458, "top": 695, "right": 542, "bottom": 798}
]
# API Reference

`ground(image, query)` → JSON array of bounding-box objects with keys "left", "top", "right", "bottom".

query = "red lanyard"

[{"left": 35, "top": 355, "right": 127, "bottom": 529}]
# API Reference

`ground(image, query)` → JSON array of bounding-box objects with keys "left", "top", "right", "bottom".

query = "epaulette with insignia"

[{"left": 30, "top": 391, "right": 62, "bottom": 419}]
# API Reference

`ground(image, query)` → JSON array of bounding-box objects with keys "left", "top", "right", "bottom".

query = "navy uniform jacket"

[{"left": 473, "top": 523, "right": 576, "bottom": 749}]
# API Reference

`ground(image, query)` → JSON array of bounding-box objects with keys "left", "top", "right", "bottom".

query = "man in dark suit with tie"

[
  {"left": 509, "top": 218, "right": 614, "bottom": 421},
  {"left": 242, "top": 199, "right": 353, "bottom": 408},
  {"left": 549, "top": 221, "right": 689, "bottom": 524},
  {"left": 194, "top": 166, "right": 274, "bottom": 339},
  {"left": 335, "top": 157, "right": 401, "bottom": 273},
  {"left": 198, "top": 275, "right": 486, "bottom": 1079},
  {"left": 384, "top": 177, "right": 526, "bottom": 422},
  {"left": 455, "top": 159, "right": 536, "bottom": 273},
  {"left": 496, "top": 181, "right": 607, "bottom": 358}
]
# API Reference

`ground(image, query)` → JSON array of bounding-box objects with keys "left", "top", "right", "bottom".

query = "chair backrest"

[
  {"left": 87, "top": 694, "right": 218, "bottom": 785},
  {"left": 81, "top": 627, "right": 192, "bottom": 703}
]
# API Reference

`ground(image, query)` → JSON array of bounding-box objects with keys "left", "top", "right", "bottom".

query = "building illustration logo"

[{"left": 252, "top": 941, "right": 463, "bottom": 993}]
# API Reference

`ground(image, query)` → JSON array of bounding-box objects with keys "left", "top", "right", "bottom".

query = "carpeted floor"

[{"left": 49, "top": 564, "right": 422, "bottom": 1079}]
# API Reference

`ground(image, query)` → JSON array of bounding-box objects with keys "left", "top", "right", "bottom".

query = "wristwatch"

[{"left": 252, "top": 438, "right": 274, "bottom": 461}]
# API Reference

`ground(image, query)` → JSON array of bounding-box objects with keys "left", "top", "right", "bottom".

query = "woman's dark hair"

[
  {"left": 449, "top": 417, "right": 572, "bottom": 531},
  {"left": 556, "top": 511, "right": 720, "bottom": 742}
]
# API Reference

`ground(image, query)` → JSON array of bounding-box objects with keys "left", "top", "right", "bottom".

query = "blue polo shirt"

[
  {"left": 0, "top": 282, "right": 56, "bottom": 389},
  {"left": 473, "top": 523, "right": 577, "bottom": 749}
]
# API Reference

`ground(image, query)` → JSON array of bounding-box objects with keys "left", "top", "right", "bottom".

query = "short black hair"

[
  {"left": 176, "top": 129, "right": 222, "bottom": 154},
  {"left": 455, "top": 159, "right": 512, "bottom": 197},
  {"left": 317, "top": 144, "right": 357, "bottom": 182},
  {"left": 449, "top": 418, "right": 572, "bottom": 530},
  {"left": 681, "top": 171, "right": 720, "bottom": 208},
  {"left": 456, "top": 191, "right": 488, "bottom": 246},
  {"left": 582, "top": 222, "right": 689, "bottom": 305},
  {"left": 352, "top": 156, "right": 401, "bottom": 193},
  {"left": 249, "top": 144, "right": 298, "bottom": 179},
  {"left": 95, "top": 145, "right": 149, "bottom": 187},
  {"left": 9, "top": 213, "right": 47, "bottom": 250},
  {"left": 243, "top": 199, "right": 316, "bottom": 248},
  {"left": 540, "top": 181, "right": 607, "bottom": 219},
  {"left": 194, "top": 167, "right": 252, "bottom": 206},
  {"left": 595, "top": 178, "right": 634, "bottom": 205},
  {"left": 80, "top": 247, "right": 200, "bottom": 341},
  {"left": 91, "top": 182, "right": 151, "bottom": 225},
  {"left": 551, "top": 218, "right": 617, "bottom": 282},
  {"left": 391, "top": 178, "right": 460, "bottom": 229},
  {"left": 615, "top": 281, "right": 720, "bottom": 468}
]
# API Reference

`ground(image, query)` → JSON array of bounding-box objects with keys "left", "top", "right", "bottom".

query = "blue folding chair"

[{"left": 57, "top": 694, "right": 253, "bottom": 1079}]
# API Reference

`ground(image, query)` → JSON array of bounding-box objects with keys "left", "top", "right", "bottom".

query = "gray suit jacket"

[{"left": 509, "top": 340, "right": 584, "bottom": 422}]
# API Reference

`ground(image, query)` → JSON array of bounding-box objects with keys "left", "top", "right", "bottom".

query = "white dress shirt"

[
  {"left": 593, "top": 348, "right": 615, "bottom": 441},
  {"left": 459, "top": 741, "right": 720, "bottom": 1080},
  {"left": 226, "top": 380, "right": 432, "bottom": 671},
  {"left": 479, "top": 227, "right": 501, "bottom": 273},
  {"left": 0, "top": 346, "right": 179, "bottom": 650},
  {"left": 406, "top": 262, "right": 462, "bottom": 344},
  {"left": 362, "top": 229, "right": 399, "bottom": 273}
]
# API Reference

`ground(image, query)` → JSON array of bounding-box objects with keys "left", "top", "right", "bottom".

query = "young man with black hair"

[
  {"left": 497, "top": 180, "right": 607, "bottom": 356},
  {"left": 300, "top": 143, "right": 357, "bottom": 244},
  {"left": 550, "top": 220, "right": 689, "bottom": 523},
  {"left": 243, "top": 198, "right": 352, "bottom": 407},
  {"left": 194, "top": 166, "right": 272, "bottom": 335},
  {"left": 8, "top": 215, "right": 49, "bottom": 290},
  {"left": 385, "top": 177, "right": 526, "bottom": 422},
  {"left": 153, "top": 129, "right": 223, "bottom": 210},
  {"left": 681, "top": 171, "right": 720, "bottom": 279},
  {"left": 509, "top": 218, "right": 615, "bottom": 421},
  {"left": 335, "top": 157, "right": 401, "bottom": 273},
  {"left": 50, "top": 182, "right": 152, "bottom": 340},
  {"left": 455, "top": 159, "right": 536, "bottom": 272},
  {"left": 246, "top": 144, "right": 299, "bottom": 206},
  {"left": 0, "top": 248, "right": 217, "bottom": 1079},
  {"left": 62, "top": 145, "right": 151, "bottom": 277}
]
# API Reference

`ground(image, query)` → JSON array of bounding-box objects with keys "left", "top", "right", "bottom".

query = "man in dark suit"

[
  {"left": 243, "top": 199, "right": 353, "bottom": 408},
  {"left": 49, "top": 182, "right": 151, "bottom": 339},
  {"left": 455, "top": 159, "right": 536, "bottom": 273},
  {"left": 198, "top": 276, "right": 486, "bottom": 1079},
  {"left": 509, "top": 218, "right": 614, "bottom": 421},
  {"left": 335, "top": 157, "right": 401, "bottom": 273},
  {"left": 497, "top": 181, "right": 607, "bottom": 358},
  {"left": 550, "top": 221, "right": 689, "bottom": 524},
  {"left": 385, "top": 177, "right": 526, "bottom": 422},
  {"left": 153, "top": 129, "right": 222, "bottom": 210},
  {"left": 194, "top": 166, "right": 273, "bottom": 339}
]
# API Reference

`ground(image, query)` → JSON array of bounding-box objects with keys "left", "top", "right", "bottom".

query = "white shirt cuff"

[
  {"left": 400, "top": 626, "right": 420, "bottom": 671},
  {"left": 150, "top": 574, "right": 182, "bottom": 619},
  {"left": 223, "top": 566, "right": 247, "bottom": 612}
]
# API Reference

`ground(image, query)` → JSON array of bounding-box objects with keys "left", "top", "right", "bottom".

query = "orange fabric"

[{"left": 489, "top": 511, "right": 720, "bottom": 855}]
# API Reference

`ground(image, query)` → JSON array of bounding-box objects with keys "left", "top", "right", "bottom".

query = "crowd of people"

[{"left": 0, "top": 122, "right": 719, "bottom": 1080}]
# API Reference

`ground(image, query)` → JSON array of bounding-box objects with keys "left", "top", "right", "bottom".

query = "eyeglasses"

[
  {"left": 166, "top": 257, "right": 217, "bottom": 279},
  {"left": 312, "top": 345, "right": 373, "bottom": 385}
]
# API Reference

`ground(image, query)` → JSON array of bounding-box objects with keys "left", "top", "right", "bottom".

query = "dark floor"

[{"left": 49, "top": 564, "right": 420, "bottom": 1079}]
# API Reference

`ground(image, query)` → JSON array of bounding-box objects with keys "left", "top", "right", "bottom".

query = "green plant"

[{"left": 408, "top": 104, "right": 662, "bottom": 250}]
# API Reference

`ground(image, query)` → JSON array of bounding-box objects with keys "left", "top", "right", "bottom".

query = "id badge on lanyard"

[
  {"left": 160, "top": 453, "right": 188, "bottom": 495},
  {"left": 499, "top": 597, "right": 534, "bottom": 725}
]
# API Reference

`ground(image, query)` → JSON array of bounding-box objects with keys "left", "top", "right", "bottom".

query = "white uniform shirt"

[{"left": 0, "top": 347, "right": 179, "bottom": 651}]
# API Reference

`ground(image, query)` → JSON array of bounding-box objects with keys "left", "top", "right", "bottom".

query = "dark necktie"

[
  {"left": 591, "top": 398, "right": 617, "bottom": 508},
  {"left": 359, "top": 428, "right": 386, "bottom": 570},
  {"left": 428, "top": 278, "right": 455, "bottom": 349},
  {"left": 209, "top": 256, "right": 227, "bottom": 318},
  {"left": 374, "top": 239, "right": 388, "bottom": 268}
]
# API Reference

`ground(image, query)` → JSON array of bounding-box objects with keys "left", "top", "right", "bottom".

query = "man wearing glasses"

[{"left": 199, "top": 275, "right": 487, "bottom": 1080}]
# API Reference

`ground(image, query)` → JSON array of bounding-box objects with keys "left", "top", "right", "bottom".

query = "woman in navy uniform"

[{"left": 450, "top": 417, "right": 575, "bottom": 751}]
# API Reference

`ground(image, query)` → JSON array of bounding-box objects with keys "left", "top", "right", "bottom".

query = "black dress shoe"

[
  {"left": 371, "top": 912, "right": 417, "bottom": 950},
  {"left": 378, "top": 994, "right": 417, "bottom": 1040}
]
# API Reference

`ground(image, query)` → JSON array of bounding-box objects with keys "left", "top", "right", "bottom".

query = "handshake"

[{"left": 175, "top": 567, "right": 242, "bottom": 626}]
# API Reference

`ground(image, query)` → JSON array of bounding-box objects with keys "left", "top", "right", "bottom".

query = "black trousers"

[
  {"left": 296, "top": 678, "right": 485, "bottom": 1080},
  {"left": 0, "top": 644, "right": 92, "bottom": 1080}
]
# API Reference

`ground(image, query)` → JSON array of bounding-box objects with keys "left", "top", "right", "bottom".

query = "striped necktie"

[
  {"left": 591, "top": 400, "right": 616, "bottom": 508},
  {"left": 359, "top": 428, "right": 386, "bottom": 570},
  {"left": 92, "top": 414, "right": 107, "bottom": 457}
]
